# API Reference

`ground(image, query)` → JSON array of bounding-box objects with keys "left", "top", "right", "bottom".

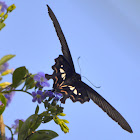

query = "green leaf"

[
  {"left": 18, "top": 120, "right": 24, "bottom": 131},
  {"left": 25, "top": 76, "right": 35, "bottom": 90},
  {"left": 28, "top": 130, "right": 58, "bottom": 140},
  {"left": 0, "top": 22, "right": 6, "bottom": 30},
  {"left": 0, "top": 94, "right": 7, "bottom": 115},
  {"left": 18, "top": 114, "right": 42, "bottom": 140},
  {"left": 42, "top": 115, "right": 53, "bottom": 123},
  {"left": 35, "top": 105, "right": 39, "bottom": 114},
  {"left": 18, "top": 120, "right": 24, "bottom": 140},
  {"left": 12, "top": 66, "right": 28, "bottom": 88},
  {"left": 40, "top": 111, "right": 53, "bottom": 123},
  {"left": 0, "top": 54, "right": 15, "bottom": 65}
]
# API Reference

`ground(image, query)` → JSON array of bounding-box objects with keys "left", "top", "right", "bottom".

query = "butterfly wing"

[
  {"left": 47, "top": 5, "right": 75, "bottom": 71},
  {"left": 81, "top": 81, "right": 133, "bottom": 133}
]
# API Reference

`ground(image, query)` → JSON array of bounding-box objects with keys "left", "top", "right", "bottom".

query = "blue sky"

[{"left": 1, "top": 0, "right": 140, "bottom": 139}]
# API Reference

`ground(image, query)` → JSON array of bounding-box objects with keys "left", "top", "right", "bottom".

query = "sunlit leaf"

[{"left": 0, "top": 54, "right": 15, "bottom": 65}]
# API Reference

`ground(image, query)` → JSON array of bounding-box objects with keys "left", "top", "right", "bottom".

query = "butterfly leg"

[{"left": 45, "top": 74, "right": 53, "bottom": 80}]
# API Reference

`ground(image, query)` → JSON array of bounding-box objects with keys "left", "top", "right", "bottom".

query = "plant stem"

[
  {"left": 0, "top": 115, "right": 5, "bottom": 140},
  {"left": 1, "top": 89, "right": 32, "bottom": 96},
  {"left": 12, "top": 89, "right": 32, "bottom": 96}
]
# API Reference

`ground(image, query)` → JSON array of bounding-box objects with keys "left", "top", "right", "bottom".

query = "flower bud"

[
  {"left": 59, "top": 113, "right": 66, "bottom": 116},
  {"left": 1, "top": 69, "right": 13, "bottom": 76},
  {"left": 0, "top": 82, "right": 11, "bottom": 88},
  {"left": 0, "top": 12, "right": 4, "bottom": 17},
  {"left": 7, "top": 4, "right": 16, "bottom": 12},
  {"left": 63, "top": 119, "right": 69, "bottom": 124},
  {"left": 3, "top": 14, "right": 8, "bottom": 19}
]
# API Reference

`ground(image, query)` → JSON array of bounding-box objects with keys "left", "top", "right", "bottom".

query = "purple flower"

[
  {"left": 34, "top": 72, "right": 50, "bottom": 87},
  {"left": 4, "top": 91, "right": 15, "bottom": 106},
  {"left": 0, "top": 1, "right": 7, "bottom": 13},
  {"left": 32, "top": 90, "right": 44, "bottom": 104},
  {"left": 0, "top": 62, "right": 9, "bottom": 73},
  {"left": 11, "top": 119, "right": 24, "bottom": 134},
  {"left": 53, "top": 92, "right": 63, "bottom": 101},
  {"left": 45, "top": 90, "right": 55, "bottom": 98},
  {"left": 44, "top": 91, "right": 63, "bottom": 101}
]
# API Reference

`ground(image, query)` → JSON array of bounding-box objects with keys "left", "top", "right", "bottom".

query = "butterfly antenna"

[
  {"left": 77, "top": 56, "right": 82, "bottom": 76},
  {"left": 82, "top": 76, "right": 101, "bottom": 88}
]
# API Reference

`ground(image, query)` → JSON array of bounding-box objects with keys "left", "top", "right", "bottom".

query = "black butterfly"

[{"left": 46, "top": 5, "right": 133, "bottom": 133}]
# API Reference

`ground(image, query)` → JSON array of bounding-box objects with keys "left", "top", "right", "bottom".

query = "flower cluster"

[
  {"left": 32, "top": 90, "right": 63, "bottom": 104},
  {"left": 32, "top": 72, "right": 63, "bottom": 104}
]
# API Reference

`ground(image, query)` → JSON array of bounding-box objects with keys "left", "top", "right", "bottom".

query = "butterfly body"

[{"left": 46, "top": 5, "right": 133, "bottom": 133}]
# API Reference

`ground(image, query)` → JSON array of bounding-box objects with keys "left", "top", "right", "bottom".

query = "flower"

[
  {"left": 45, "top": 90, "right": 55, "bottom": 98},
  {"left": 12, "top": 119, "right": 24, "bottom": 134},
  {"left": 0, "top": 1, "right": 7, "bottom": 13},
  {"left": 4, "top": 91, "right": 15, "bottom": 106},
  {"left": 32, "top": 90, "right": 44, "bottom": 104},
  {"left": 4, "top": 86, "right": 15, "bottom": 106},
  {"left": 45, "top": 91, "right": 62, "bottom": 101},
  {"left": 0, "top": 62, "right": 9, "bottom": 73},
  {"left": 53, "top": 92, "right": 63, "bottom": 101},
  {"left": 34, "top": 72, "right": 50, "bottom": 87}
]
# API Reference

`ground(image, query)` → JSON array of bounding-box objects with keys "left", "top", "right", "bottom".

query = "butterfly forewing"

[{"left": 47, "top": 5, "right": 75, "bottom": 71}]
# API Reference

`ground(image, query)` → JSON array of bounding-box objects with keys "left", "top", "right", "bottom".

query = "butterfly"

[{"left": 45, "top": 5, "right": 133, "bottom": 133}]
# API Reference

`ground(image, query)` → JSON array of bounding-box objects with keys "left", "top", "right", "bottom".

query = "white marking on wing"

[
  {"left": 73, "top": 89, "right": 78, "bottom": 95},
  {"left": 78, "top": 93, "right": 81, "bottom": 95},
  {"left": 60, "top": 68, "right": 65, "bottom": 73},
  {"left": 61, "top": 73, "right": 66, "bottom": 80},
  {"left": 68, "top": 86, "right": 75, "bottom": 91}
]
